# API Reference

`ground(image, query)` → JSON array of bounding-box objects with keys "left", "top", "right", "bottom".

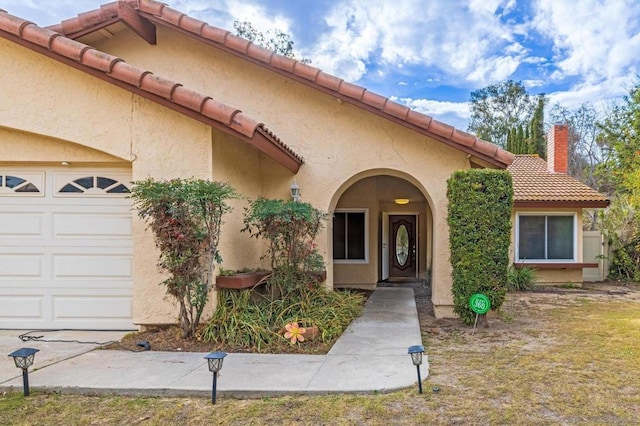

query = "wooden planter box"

[{"left": 215, "top": 271, "right": 271, "bottom": 289}]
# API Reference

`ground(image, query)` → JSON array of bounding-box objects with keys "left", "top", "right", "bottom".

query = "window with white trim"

[
  {"left": 333, "top": 209, "right": 368, "bottom": 263},
  {"left": 516, "top": 213, "right": 577, "bottom": 262}
]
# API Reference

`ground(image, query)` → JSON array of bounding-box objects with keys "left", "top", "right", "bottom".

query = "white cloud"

[
  {"left": 307, "top": 0, "right": 530, "bottom": 87},
  {"left": 523, "top": 79, "right": 545, "bottom": 88},
  {"left": 532, "top": 0, "right": 640, "bottom": 84},
  {"left": 393, "top": 96, "right": 471, "bottom": 130},
  {"left": 548, "top": 74, "right": 637, "bottom": 111},
  {"left": 223, "top": 2, "right": 293, "bottom": 35},
  {"left": 9, "top": 0, "right": 639, "bottom": 133}
]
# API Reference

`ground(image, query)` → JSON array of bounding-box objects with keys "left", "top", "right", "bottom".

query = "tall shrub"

[
  {"left": 130, "top": 178, "right": 238, "bottom": 337},
  {"left": 447, "top": 169, "right": 513, "bottom": 323},
  {"left": 242, "top": 198, "right": 326, "bottom": 292}
]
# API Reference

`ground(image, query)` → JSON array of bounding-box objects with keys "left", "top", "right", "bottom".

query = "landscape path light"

[
  {"left": 8, "top": 347, "right": 39, "bottom": 396},
  {"left": 407, "top": 344, "right": 425, "bottom": 394},
  {"left": 204, "top": 351, "right": 227, "bottom": 404}
]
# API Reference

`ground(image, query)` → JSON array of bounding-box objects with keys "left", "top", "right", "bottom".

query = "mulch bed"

[{"left": 103, "top": 324, "right": 334, "bottom": 354}]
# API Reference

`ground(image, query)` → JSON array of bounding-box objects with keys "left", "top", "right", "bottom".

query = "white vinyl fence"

[{"left": 583, "top": 231, "right": 609, "bottom": 282}]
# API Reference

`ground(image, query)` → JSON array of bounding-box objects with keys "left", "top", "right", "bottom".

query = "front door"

[{"left": 389, "top": 215, "right": 417, "bottom": 278}]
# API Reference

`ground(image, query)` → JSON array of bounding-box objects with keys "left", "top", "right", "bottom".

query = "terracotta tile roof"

[
  {"left": 44, "top": 0, "right": 515, "bottom": 168},
  {"left": 0, "top": 7, "right": 303, "bottom": 173},
  {"left": 508, "top": 155, "right": 610, "bottom": 208}
]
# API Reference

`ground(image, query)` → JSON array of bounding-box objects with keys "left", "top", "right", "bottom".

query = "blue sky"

[{"left": 5, "top": 0, "right": 640, "bottom": 131}]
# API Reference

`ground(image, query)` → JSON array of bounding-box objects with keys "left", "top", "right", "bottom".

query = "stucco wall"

[
  {"left": 1, "top": 38, "right": 215, "bottom": 326},
  {"left": 86, "top": 25, "right": 469, "bottom": 316},
  {"left": 211, "top": 131, "right": 293, "bottom": 273},
  {"left": 0, "top": 127, "right": 127, "bottom": 165}
]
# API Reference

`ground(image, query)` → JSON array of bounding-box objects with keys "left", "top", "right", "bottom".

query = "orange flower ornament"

[{"left": 283, "top": 322, "right": 306, "bottom": 344}]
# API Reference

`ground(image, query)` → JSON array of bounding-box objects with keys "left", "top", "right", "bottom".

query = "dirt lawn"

[
  {"left": 5, "top": 281, "right": 640, "bottom": 424},
  {"left": 111, "top": 281, "right": 640, "bottom": 356},
  {"left": 417, "top": 281, "right": 640, "bottom": 347}
]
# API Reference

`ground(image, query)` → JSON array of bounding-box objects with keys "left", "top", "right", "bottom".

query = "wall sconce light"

[
  {"left": 8, "top": 347, "right": 39, "bottom": 396},
  {"left": 407, "top": 344, "right": 425, "bottom": 394},
  {"left": 204, "top": 351, "right": 227, "bottom": 404},
  {"left": 394, "top": 198, "right": 410, "bottom": 205},
  {"left": 290, "top": 180, "right": 301, "bottom": 202}
]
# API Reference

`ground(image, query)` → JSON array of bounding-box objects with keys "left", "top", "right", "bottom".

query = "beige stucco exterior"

[
  {"left": 79, "top": 26, "right": 470, "bottom": 319},
  {"left": 1, "top": 38, "right": 215, "bottom": 324},
  {"left": 1, "top": 18, "right": 597, "bottom": 329}
]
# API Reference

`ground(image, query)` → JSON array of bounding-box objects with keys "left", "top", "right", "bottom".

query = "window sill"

[{"left": 514, "top": 262, "right": 598, "bottom": 270}]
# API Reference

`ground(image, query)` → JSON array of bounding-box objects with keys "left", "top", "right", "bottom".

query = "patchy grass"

[{"left": 2, "top": 289, "right": 640, "bottom": 425}]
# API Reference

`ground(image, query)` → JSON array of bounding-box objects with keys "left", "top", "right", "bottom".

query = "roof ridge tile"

[
  {"left": 176, "top": 14, "right": 207, "bottom": 35},
  {"left": 82, "top": 48, "right": 122, "bottom": 72},
  {"left": 293, "top": 61, "right": 321, "bottom": 82},
  {"left": 50, "top": 34, "right": 87, "bottom": 61},
  {"left": 139, "top": 72, "right": 180, "bottom": 98},
  {"left": 136, "top": 0, "right": 165, "bottom": 17},
  {"left": 156, "top": 5, "right": 185, "bottom": 27},
  {"left": 200, "top": 25, "right": 229, "bottom": 44},
  {"left": 224, "top": 33, "right": 251, "bottom": 55},
  {"left": 21, "top": 23, "right": 56, "bottom": 49},
  {"left": 246, "top": 43, "right": 275, "bottom": 64},
  {"left": 383, "top": 101, "right": 410, "bottom": 121},
  {"left": 1, "top": 12, "right": 32, "bottom": 35}
]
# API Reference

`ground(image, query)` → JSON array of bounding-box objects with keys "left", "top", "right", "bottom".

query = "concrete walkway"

[{"left": 0, "top": 288, "right": 427, "bottom": 398}]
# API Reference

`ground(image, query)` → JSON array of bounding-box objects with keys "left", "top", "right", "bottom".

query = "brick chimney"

[{"left": 546, "top": 124, "right": 568, "bottom": 173}]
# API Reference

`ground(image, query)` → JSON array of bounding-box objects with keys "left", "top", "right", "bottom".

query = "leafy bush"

[
  {"left": 598, "top": 198, "right": 640, "bottom": 282},
  {"left": 130, "top": 178, "right": 238, "bottom": 337},
  {"left": 447, "top": 169, "right": 513, "bottom": 324},
  {"left": 202, "top": 286, "right": 366, "bottom": 352},
  {"left": 242, "top": 197, "right": 327, "bottom": 292},
  {"left": 507, "top": 265, "right": 536, "bottom": 291},
  {"left": 609, "top": 235, "right": 640, "bottom": 282}
]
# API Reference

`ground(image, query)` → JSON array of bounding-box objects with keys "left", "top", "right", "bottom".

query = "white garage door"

[{"left": 0, "top": 168, "right": 134, "bottom": 330}]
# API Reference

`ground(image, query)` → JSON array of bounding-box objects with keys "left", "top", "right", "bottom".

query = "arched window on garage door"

[
  {"left": 0, "top": 175, "right": 41, "bottom": 194},
  {"left": 58, "top": 176, "right": 130, "bottom": 195}
]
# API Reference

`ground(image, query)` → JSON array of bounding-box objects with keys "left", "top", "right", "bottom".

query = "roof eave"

[
  {"left": 139, "top": 11, "right": 512, "bottom": 169},
  {"left": 514, "top": 200, "right": 611, "bottom": 208},
  {"left": 0, "top": 22, "right": 302, "bottom": 173}
]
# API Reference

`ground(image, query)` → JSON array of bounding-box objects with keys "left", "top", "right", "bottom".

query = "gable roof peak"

[
  {"left": 44, "top": 0, "right": 515, "bottom": 168},
  {"left": 0, "top": 7, "right": 303, "bottom": 173}
]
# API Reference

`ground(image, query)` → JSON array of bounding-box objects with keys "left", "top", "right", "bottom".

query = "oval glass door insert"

[{"left": 396, "top": 224, "right": 409, "bottom": 266}]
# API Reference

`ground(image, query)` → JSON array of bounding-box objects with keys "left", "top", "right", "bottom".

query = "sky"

[{"left": 4, "top": 0, "right": 640, "bottom": 131}]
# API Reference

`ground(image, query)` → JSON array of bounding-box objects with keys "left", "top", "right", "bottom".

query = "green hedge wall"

[{"left": 447, "top": 169, "right": 514, "bottom": 323}]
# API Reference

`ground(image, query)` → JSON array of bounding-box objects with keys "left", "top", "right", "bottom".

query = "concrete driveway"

[{"left": 0, "top": 329, "right": 129, "bottom": 384}]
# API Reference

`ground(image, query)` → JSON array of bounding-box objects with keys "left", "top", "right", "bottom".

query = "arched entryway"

[{"left": 328, "top": 171, "right": 433, "bottom": 289}]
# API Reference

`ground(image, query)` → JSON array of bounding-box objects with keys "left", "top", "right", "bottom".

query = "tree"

[
  {"left": 529, "top": 95, "right": 546, "bottom": 158},
  {"left": 549, "top": 103, "right": 605, "bottom": 192},
  {"left": 234, "top": 20, "right": 311, "bottom": 64},
  {"left": 468, "top": 80, "right": 539, "bottom": 148},
  {"left": 130, "top": 178, "right": 238, "bottom": 337},
  {"left": 597, "top": 80, "right": 640, "bottom": 204},
  {"left": 596, "top": 79, "right": 640, "bottom": 280}
]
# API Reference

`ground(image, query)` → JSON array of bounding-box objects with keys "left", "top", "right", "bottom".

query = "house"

[
  {"left": 0, "top": 1, "right": 609, "bottom": 330},
  {"left": 509, "top": 125, "right": 609, "bottom": 284}
]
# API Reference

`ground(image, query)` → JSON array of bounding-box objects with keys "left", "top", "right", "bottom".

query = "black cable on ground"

[{"left": 17, "top": 329, "right": 150, "bottom": 352}]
